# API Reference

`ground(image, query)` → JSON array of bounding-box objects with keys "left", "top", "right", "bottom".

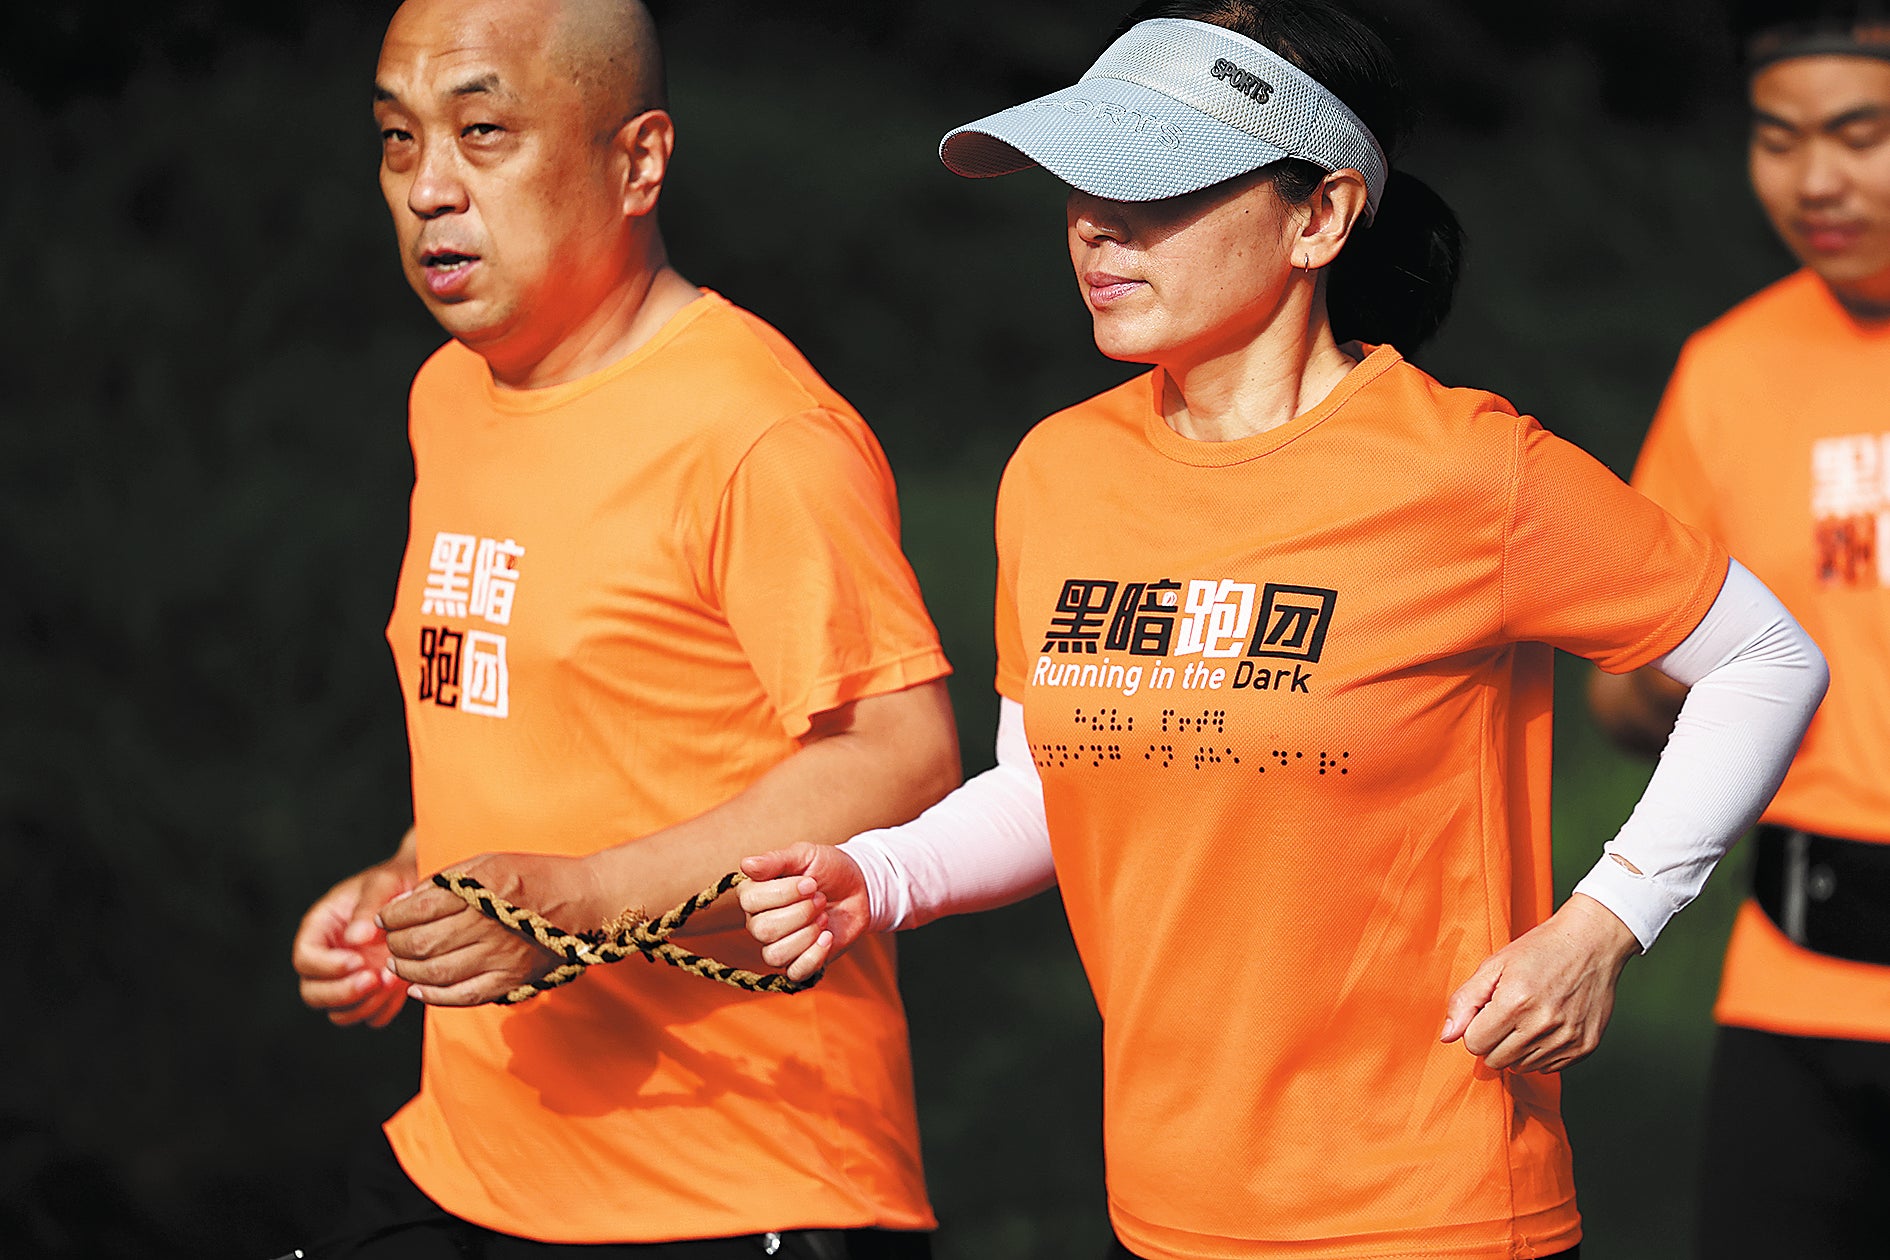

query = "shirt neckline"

[
  {"left": 476, "top": 288, "right": 723, "bottom": 415},
  {"left": 1793, "top": 268, "right": 1890, "bottom": 341},
  {"left": 1139, "top": 343, "right": 1403, "bottom": 467}
]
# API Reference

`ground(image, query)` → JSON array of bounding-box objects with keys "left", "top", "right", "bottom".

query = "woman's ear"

[{"left": 1299, "top": 169, "right": 1371, "bottom": 268}]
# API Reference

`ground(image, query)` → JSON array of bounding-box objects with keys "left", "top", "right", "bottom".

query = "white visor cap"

[{"left": 940, "top": 18, "right": 1388, "bottom": 219}]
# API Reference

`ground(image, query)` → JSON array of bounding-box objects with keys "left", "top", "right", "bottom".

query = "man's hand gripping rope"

[{"left": 434, "top": 869, "right": 823, "bottom": 1003}]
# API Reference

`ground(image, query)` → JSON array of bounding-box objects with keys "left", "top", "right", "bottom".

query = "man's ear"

[{"left": 616, "top": 108, "right": 675, "bottom": 218}]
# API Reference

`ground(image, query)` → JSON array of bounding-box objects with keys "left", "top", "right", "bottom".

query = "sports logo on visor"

[{"left": 1210, "top": 57, "right": 1273, "bottom": 105}]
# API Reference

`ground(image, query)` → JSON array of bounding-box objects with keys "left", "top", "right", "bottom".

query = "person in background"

[
  {"left": 1587, "top": 2, "right": 1890, "bottom": 1255},
  {"left": 287, "top": 0, "right": 959, "bottom": 1254},
  {"left": 739, "top": 2, "right": 1829, "bottom": 1257}
]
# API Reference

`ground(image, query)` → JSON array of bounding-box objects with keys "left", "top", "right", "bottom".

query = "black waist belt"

[{"left": 1751, "top": 824, "right": 1890, "bottom": 966}]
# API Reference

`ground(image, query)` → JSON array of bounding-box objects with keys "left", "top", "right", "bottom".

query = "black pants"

[
  {"left": 1696, "top": 1025, "right": 1890, "bottom": 1259},
  {"left": 1107, "top": 1238, "right": 1579, "bottom": 1258},
  {"left": 290, "top": 1133, "right": 933, "bottom": 1259}
]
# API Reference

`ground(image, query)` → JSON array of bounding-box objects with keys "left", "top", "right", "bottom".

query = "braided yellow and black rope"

[{"left": 433, "top": 869, "right": 821, "bottom": 1004}]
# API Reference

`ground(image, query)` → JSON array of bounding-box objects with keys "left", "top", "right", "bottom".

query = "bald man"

[{"left": 287, "top": 1, "right": 956, "bottom": 1254}]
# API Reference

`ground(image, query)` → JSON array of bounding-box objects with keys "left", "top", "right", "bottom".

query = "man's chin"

[
  {"left": 420, "top": 297, "right": 509, "bottom": 345},
  {"left": 1813, "top": 256, "right": 1890, "bottom": 315}
]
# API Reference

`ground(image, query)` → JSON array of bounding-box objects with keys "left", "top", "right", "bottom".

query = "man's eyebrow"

[
  {"left": 1823, "top": 103, "right": 1890, "bottom": 131},
  {"left": 373, "top": 83, "right": 399, "bottom": 105},
  {"left": 1752, "top": 103, "right": 1890, "bottom": 132}
]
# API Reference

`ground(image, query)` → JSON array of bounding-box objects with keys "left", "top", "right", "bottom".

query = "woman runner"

[{"left": 742, "top": 3, "right": 1829, "bottom": 1257}]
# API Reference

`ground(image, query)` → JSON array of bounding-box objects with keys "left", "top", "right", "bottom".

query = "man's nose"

[
  {"left": 408, "top": 140, "right": 469, "bottom": 220},
  {"left": 1797, "top": 138, "right": 1847, "bottom": 205}
]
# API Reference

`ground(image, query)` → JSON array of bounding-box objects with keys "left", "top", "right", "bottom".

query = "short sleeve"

[
  {"left": 713, "top": 408, "right": 951, "bottom": 737},
  {"left": 1501, "top": 419, "right": 1729, "bottom": 673},
  {"left": 1631, "top": 340, "right": 1723, "bottom": 536}
]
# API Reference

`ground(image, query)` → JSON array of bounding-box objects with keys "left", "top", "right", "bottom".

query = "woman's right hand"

[{"left": 738, "top": 842, "right": 870, "bottom": 982}]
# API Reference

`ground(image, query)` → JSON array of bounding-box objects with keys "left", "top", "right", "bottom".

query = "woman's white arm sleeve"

[
  {"left": 1572, "top": 559, "right": 1828, "bottom": 949},
  {"left": 839, "top": 697, "right": 1056, "bottom": 932}
]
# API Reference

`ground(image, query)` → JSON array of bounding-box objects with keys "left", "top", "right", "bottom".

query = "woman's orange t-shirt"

[
  {"left": 380, "top": 293, "right": 949, "bottom": 1242},
  {"left": 994, "top": 348, "right": 1725, "bottom": 1259},
  {"left": 1632, "top": 269, "right": 1890, "bottom": 1042}
]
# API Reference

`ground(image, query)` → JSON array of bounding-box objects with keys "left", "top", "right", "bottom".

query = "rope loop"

[{"left": 433, "top": 869, "right": 822, "bottom": 1004}]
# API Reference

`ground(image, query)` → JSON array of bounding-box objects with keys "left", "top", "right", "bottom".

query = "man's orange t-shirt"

[
  {"left": 994, "top": 348, "right": 1726, "bottom": 1260},
  {"left": 380, "top": 292, "right": 949, "bottom": 1243},
  {"left": 1632, "top": 268, "right": 1890, "bottom": 1043}
]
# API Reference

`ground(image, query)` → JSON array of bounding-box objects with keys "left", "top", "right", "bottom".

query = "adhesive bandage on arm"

[
  {"left": 841, "top": 697, "right": 1056, "bottom": 932},
  {"left": 1573, "top": 560, "right": 1829, "bottom": 949}
]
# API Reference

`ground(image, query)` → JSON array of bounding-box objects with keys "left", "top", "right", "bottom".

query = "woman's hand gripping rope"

[{"left": 738, "top": 842, "right": 873, "bottom": 984}]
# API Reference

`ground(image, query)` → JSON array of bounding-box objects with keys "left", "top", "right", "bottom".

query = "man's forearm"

[{"left": 585, "top": 678, "right": 961, "bottom": 929}]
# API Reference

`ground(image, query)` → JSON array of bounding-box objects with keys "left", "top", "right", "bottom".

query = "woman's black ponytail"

[
  {"left": 1118, "top": 0, "right": 1465, "bottom": 351},
  {"left": 1324, "top": 169, "right": 1463, "bottom": 351}
]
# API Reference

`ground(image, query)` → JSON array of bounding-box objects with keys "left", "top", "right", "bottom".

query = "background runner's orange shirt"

[
  {"left": 381, "top": 293, "right": 948, "bottom": 1243},
  {"left": 995, "top": 348, "right": 1725, "bottom": 1260},
  {"left": 1632, "top": 268, "right": 1890, "bottom": 1043}
]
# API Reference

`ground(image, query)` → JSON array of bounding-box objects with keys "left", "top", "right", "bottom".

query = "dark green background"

[{"left": 2, "top": 2, "right": 1795, "bottom": 1256}]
